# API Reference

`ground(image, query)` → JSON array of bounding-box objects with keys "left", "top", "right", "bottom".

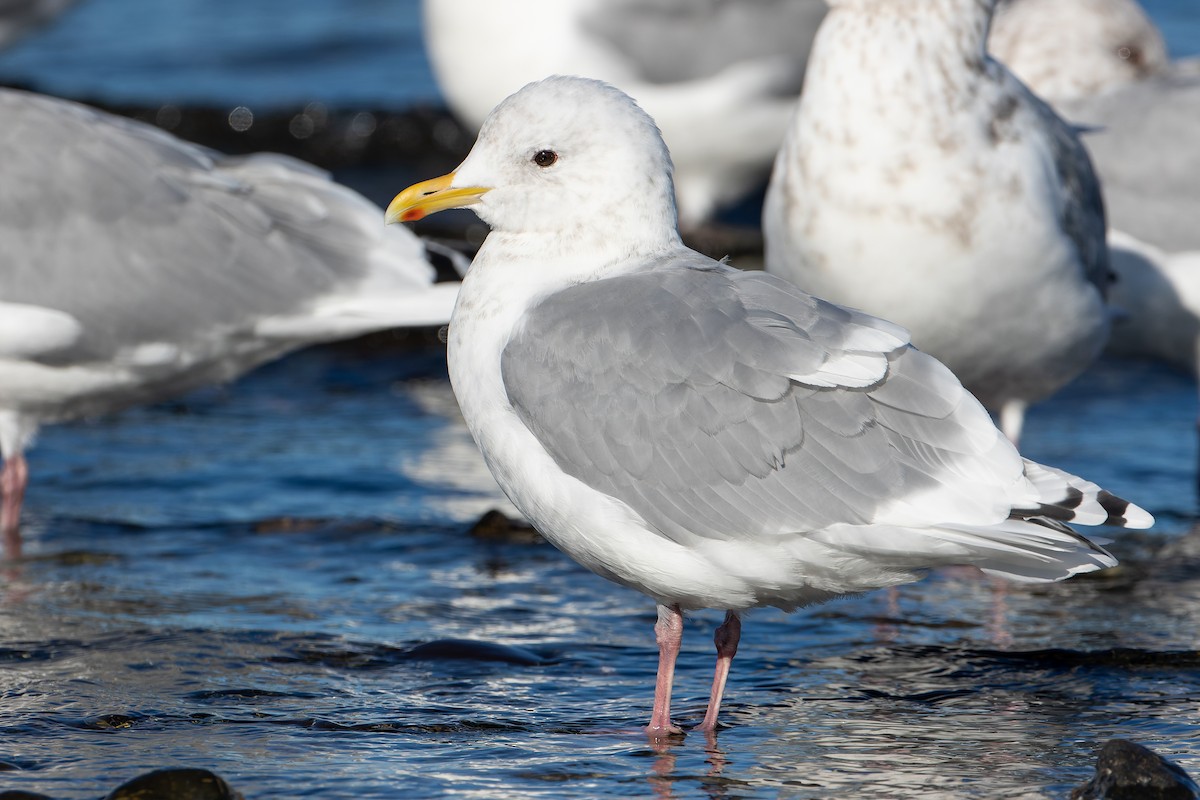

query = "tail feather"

[
  {"left": 811, "top": 514, "right": 1118, "bottom": 585},
  {"left": 1012, "top": 460, "right": 1153, "bottom": 529},
  {"left": 949, "top": 516, "right": 1118, "bottom": 583}
]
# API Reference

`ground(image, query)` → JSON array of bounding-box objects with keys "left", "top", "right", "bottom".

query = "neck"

[
  {"left": 820, "top": 0, "right": 995, "bottom": 79},
  {"left": 478, "top": 220, "right": 683, "bottom": 290},
  {"left": 802, "top": 0, "right": 1000, "bottom": 143}
]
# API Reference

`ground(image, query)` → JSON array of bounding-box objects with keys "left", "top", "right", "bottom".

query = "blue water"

[
  {"left": 1, "top": 2, "right": 1200, "bottom": 798},
  {"left": 0, "top": 0, "right": 1196, "bottom": 110},
  {"left": 0, "top": 0, "right": 437, "bottom": 108},
  {"left": 4, "top": 351, "right": 1200, "bottom": 799}
]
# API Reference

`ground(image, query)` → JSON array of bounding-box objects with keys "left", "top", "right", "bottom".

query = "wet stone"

[
  {"left": 1071, "top": 739, "right": 1199, "bottom": 800},
  {"left": 469, "top": 509, "right": 544, "bottom": 544},
  {"left": 251, "top": 516, "right": 328, "bottom": 534},
  {"left": 27, "top": 550, "right": 121, "bottom": 567},
  {"left": 400, "top": 638, "right": 549, "bottom": 666},
  {"left": 0, "top": 791, "right": 56, "bottom": 800},
  {"left": 104, "top": 768, "right": 243, "bottom": 800},
  {"left": 78, "top": 713, "right": 143, "bottom": 730}
]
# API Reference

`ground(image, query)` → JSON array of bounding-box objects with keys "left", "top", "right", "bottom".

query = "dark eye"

[
  {"left": 532, "top": 149, "right": 558, "bottom": 168},
  {"left": 1117, "top": 45, "right": 1143, "bottom": 66}
]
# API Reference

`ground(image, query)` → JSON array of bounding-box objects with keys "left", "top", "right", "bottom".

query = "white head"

[
  {"left": 387, "top": 76, "right": 680, "bottom": 253},
  {"left": 990, "top": 0, "right": 1168, "bottom": 101}
]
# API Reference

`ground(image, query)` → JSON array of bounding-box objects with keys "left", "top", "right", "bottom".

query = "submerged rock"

[
  {"left": 468, "top": 509, "right": 543, "bottom": 544},
  {"left": 401, "top": 638, "right": 548, "bottom": 666},
  {"left": 105, "top": 768, "right": 243, "bottom": 800},
  {"left": 1071, "top": 739, "right": 1199, "bottom": 799}
]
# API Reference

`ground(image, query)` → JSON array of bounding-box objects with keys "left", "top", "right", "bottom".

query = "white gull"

[
  {"left": 1105, "top": 230, "right": 1200, "bottom": 376},
  {"left": 990, "top": 0, "right": 1169, "bottom": 104},
  {"left": 0, "top": 88, "right": 463, "bottom": 556},
  {"left": 991, "top": 0, "right": 1200, "bottom": 252},
  {"left": 386, "top": 75, "right": 1152, "bottom": 736},
  {"left": 763, "top": 0, "right": 1112, "bottom": 446},
  {"left": 991, "top": 0, "right": 1200, "bottom": 406},
  {"left": 421, "top": 0, "right": 824, "bottom": 227}
]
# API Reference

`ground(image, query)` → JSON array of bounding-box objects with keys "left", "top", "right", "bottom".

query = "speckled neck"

[
  {"left": 803, "top": 0, "right": 1001, "bottom": 142},
  {"left": 823, "top": 0, "right": 995, "bottom": 75}
]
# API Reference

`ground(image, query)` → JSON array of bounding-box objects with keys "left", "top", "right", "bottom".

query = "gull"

[
  {"left": 421, "top": 0, "right": 825, "bottom": 227},
  {"left": 0, "top": 88, "right": 463, "bottom": 556},
  {"left": 1056, "top": 70, "right": 1200, "bottom": 254},
  {"left": 1106, "top": 230, "right": 1200, "bottom": 375},
  {"left": 763, "top": 0, "right": 1112, "bottom": 446},
  {"left": 991, "top": 0, "right": 1200, "bottom": 464},
  {"left": 992, "top": 0, "right": 1200, "bottom": 478},
  {"left": 990, "top": 0, "right": 1169, "bottom": 104},
  {"left": 990, "top": 0, "right": 1200, "bottom": 404},
  {"left": 0, "top": 0, "right": 76, "bottom": 50},
  {"left": 1105, "top": 231, "right": 1200, "bottom": 491},
  {"left": 990, "top": 0, "right": 1200, "bottom": 252},
  {"left": 385, "top": 75, "right": 1152, "bottom": 736}
]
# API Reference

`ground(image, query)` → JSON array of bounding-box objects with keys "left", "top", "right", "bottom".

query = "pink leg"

[
  {"left": 987, "top": 578, "right": 1012, "bottom": 648},
  {"left": 645, "top": 603, "right": 684, "bottom": 738},
  {"left": 695, "top": 611, "right": 741, "bottom": 733},
  {"left": 1, "top": 453, "right": 28, "bottom": 560}
]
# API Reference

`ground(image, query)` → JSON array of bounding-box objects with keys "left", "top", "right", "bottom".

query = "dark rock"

[
  {"left": 104, "top": 768, "right": 242, "bottom": 800},
  {"left": 77, "top": 713, "right": 143, "bottom": 730},
  {"left": 0, "top": 791, "right": 56, "bottom": 799},
  {"left": 401, "top": 638, "right": 548, "bottom": 666},
  {"left": 1071, "top": 739, "right": 1199, "bottom": 799},
  {"left": 468, "top": 510, "right": 543, "bottom": 544},
  {"left": 268, "top": 635, "right": 549, "bottom": 669}
]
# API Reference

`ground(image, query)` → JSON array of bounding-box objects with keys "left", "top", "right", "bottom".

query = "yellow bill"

[{"left": 385, "top": 171, "right": 490, "bottom": 224}]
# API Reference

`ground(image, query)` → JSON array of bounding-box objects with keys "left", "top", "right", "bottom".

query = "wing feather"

[{"left": 501, "top": 254, "right": 1147, "bottom": 553}]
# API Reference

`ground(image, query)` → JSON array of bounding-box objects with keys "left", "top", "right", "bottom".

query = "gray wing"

[
  {"left": 1059, "top": 60, "right": 1200, "bottom": 252},
  {"left": 999, "top": 68, "right": 1111, "bottom": 295},
  {"left": 0, "top": 88, "right": 439, "bottom": 365},
  {"left": 580, "top": 0, "right": 823, "bottom": 87},
  {"left": 502, "top": 257, "right": 1034, "bottom": 547}
]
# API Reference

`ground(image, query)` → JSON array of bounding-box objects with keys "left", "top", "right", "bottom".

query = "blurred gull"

[
  {"left": 991, "top": 0, "right": 1200, "bottom": 400},
  {"left": 422, "top": 0, "right": 825, "bottom": 227},
  {"left": 991, "top": 0, "right": 1200, "bottom": 252},
  {"left": 1105, "top": 231, "right": 1200, "bottom": 492},
  {"left": 1057, "top": 72, "right": 1200, "bottom": 254},
  {"left": 990, "top": 0, "right": 1169, "bottom": 103},
  {"left": 0, "top": 0, "right": 76, "bottom": 50},
  {"left": 0, "top": 89, "right": 463, "bottom": 556},
  {"left": 764, "top": 0, "right": 1112, "bottom": 445},
  {"left": 1106, "top": 231, "right": 1200, "bottom": 375},
  {"left": 385, "top": 75, "right": 1152, "bottom": 736}
]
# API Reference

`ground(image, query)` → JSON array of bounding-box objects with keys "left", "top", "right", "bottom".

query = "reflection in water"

[
  {"left": 647, "top": 735, "right": 736, "bottom": 800},
  {"left": 396, "top": 380, "right": 521, "bottom": 524},
  {"left": 1, "top": 503, "right": 1199, "bottom": 797},
  {"left": 648, "top": 739, "right": 677, "bottom": 800}
]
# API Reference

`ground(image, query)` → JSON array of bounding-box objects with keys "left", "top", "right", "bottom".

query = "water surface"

[{"left": 2, "top": 344, "right": 1197, "bottom": 798}]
